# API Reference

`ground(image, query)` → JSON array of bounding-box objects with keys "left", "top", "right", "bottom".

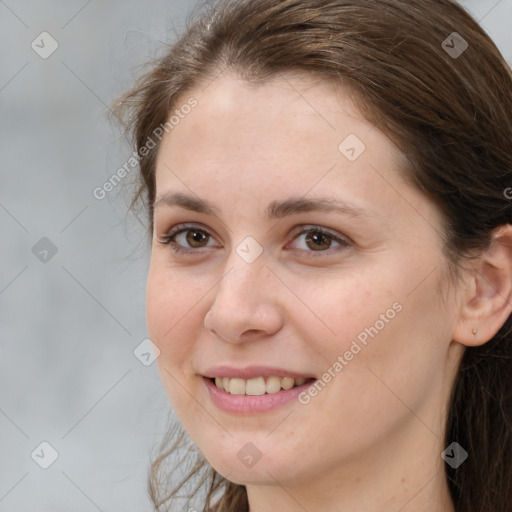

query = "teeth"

[
  {"left": 281, "top": 377, "right": 294, "bottom": 390},
  {"left": 246, "top": 377, "right": 266, "bottom": 395},
  {"left": 266, "top": 376, "right": 281, "bottom": 394},
  {"left": 229, "top": 378, "right": 246, "bottom": 394},
  {"left": 212, "top": 375, "right": 309, "bottom": 395}
]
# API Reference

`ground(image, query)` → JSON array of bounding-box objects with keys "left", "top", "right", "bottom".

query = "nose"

[{"left": 203, "top": 254, "right": 284, "bottom": 344}]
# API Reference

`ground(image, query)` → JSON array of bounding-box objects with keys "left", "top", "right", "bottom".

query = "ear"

[{"left": 453, "top": 224, "right": 512, "bottom": 347}]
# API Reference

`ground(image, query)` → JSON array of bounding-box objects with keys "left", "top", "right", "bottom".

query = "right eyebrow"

[{"left": 154, "top": 192, "right": 219, "bottom": 215}]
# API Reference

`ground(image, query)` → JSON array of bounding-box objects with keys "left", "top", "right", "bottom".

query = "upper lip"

[{"left": 202, "top": 365, "right": 315, "bottom": 380}]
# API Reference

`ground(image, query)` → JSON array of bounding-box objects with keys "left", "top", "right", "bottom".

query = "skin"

[{"left": 146, "top": 71, "right": 512, "bottom": 512}]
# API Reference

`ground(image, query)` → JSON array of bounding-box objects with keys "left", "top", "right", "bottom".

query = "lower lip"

[{"left": 203, "top": 377, "right": 316, "bottom": 414}]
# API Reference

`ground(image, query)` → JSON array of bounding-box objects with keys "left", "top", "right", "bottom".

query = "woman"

[{"left": 113, "top": 0, "right": 512, "bottom": 510}]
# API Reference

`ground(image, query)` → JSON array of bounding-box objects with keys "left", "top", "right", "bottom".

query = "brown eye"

[
  {"left": 157, "top": 223, "right": 218, "bottom": 254},
  {"left": 304, "top": 231, "right": 334, "bottom": 251},
  {"left": 289, "top": 226, "right": 351, "bottom": 257},
  {"left": 183, "top": 229, "right": 210, "bottom": 248}
]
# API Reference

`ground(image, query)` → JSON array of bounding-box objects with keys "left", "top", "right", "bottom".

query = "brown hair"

[{"left": 112, "top": 0, "right": 512, "bottom": 510}]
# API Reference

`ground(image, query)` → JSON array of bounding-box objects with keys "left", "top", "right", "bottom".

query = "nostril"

[{"left": 241, "top": 330, "right": 260, "bottom": 339}]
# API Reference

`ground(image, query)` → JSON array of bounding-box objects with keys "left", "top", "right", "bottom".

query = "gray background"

[{"left": 0, "top": 1, "right": 510, "bottom": 510}]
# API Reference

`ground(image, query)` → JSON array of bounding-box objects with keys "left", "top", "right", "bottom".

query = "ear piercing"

[{"left": 472, "top": 328, "right": 478, "bottom": 335}]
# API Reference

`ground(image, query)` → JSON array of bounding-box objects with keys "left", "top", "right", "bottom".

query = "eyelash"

[{"left": 157, "top": 223, "right": 351, "bottom": 258}]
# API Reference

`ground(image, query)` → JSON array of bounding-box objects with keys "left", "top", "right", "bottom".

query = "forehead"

[
  {"left": 156, "top": 73, "right": 397, "bottom": 181},
  {"left": 153, "top": 71, "right": 437, "bottom": 236}
]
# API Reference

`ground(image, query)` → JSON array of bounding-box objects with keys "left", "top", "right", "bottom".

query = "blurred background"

[{"left": 1, "top": 0, "right": 511, "bottom": 510}]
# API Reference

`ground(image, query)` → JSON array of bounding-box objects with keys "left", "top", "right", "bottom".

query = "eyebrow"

[{"left": 153, "top": 192, "right": 374, "bottom": 220}]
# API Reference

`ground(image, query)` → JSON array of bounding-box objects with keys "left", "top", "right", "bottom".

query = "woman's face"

[{"left": 146, "top": 72, "right": 464, "bottom": 492}]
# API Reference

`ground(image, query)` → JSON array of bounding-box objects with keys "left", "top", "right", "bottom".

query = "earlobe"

[{"left": 453, "top": 224, "right": 512, "bottom": 347}]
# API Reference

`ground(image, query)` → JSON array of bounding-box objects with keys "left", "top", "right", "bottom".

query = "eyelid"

[
  {"left": 157, "top": 222, "right": 220, "bottom": 247},
  {"left": 285, "top": 225, "right": 351, "bottom": 255},
  {"left": 288, "top": 224, "right": 351, "bottom": 243}
]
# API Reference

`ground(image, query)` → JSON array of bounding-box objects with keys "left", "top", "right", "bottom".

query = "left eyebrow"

[
  {"left": 153, "top": 192, "right": 374, "bottom": 220},
  {"left": 266, "top": 196, "right": 374, "bottom": 220}
]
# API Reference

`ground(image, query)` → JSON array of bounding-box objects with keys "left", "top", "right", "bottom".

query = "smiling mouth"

[{"left": 209, "top": 376, "right": 316, "bottom": 395}]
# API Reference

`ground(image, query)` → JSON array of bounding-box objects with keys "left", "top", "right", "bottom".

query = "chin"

[
  {"left": 207, "top": 456, "right": 291, "bottom": 486},
  {"left": 196, "top": 436, "right": 302, "bottom": 485}
]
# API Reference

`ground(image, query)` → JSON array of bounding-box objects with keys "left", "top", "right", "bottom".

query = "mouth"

[
  {"left": 208, "top": 375, "right": 316, "bottom": 395},
  {"left": 202, "top": 374, "right": 317, "bottom": 414}
]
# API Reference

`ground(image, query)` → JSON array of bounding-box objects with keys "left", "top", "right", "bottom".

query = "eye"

[
  {"left": 287, "top": 226, "right": 350, "bottom": 256},
  {"left": 157, "top": 223, "right": 351, "bottom": 257},
  {"left": 157, "top": 223, "right": 218, "bottom": 254}
]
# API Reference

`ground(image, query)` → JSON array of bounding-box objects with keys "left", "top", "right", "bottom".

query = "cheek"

[
  {"left": 145, "top": 263, "right": 203, "bottom": 361},
  {"left": 297, "top": 264, "right": 445, "bottom": 400},
  {"left": 290, "top": 269, "right": 396, "bottom": 356},
  {"left": 322, "top": 273, "right": 450, "bottom": 428},
  {"left": 146, "top": 265, "right": 208, "bottom": 418}
]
